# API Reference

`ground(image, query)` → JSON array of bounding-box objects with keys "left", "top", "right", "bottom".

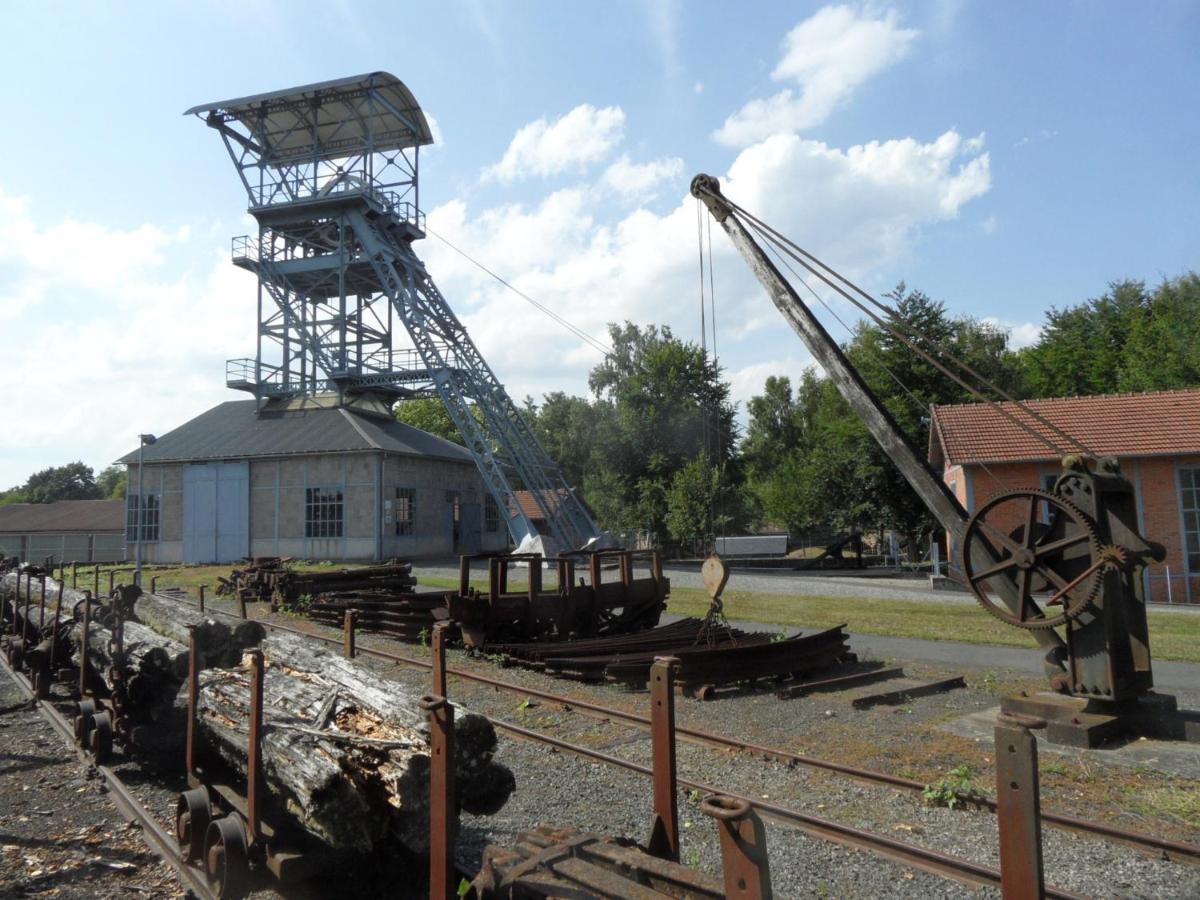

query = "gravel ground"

[
  {"left": 7, "top": 579, "right": 1198, "bottom": 899},
  {"left": 0, "top": 673, "right": 186, "bottom": 899},
  {"left": 335, "top": 622, "right": 1200, "bottom": 899}
]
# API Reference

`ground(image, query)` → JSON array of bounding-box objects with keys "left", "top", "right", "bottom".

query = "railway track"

[
  {"left": 7, "top": 580, "right": 1198, "bottom": 898},
  {"left": 0, "top": 647, "right": 215, "bottom": 900},
  {"left": 172, "top": 594, "right": 1200, "bottom": 884}
]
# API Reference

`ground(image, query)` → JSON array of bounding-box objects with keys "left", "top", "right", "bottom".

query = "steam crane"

[{"left": 692, "top": 173, "right": 1197, "bottom": 748}]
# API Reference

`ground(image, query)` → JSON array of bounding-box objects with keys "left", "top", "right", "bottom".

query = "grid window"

[
  {"left": 485, "top": 495, "right": 500, "bottom": 533},
  {"left": 306, "top": 487, "right": 343, "bottom": 538},
  {"left": 395, "top": 487, "right": 416, "bottom": 536},
  {"left": 125, "top": 493, "right": 160, "bottom": 542},
  {"left": 1181, "top": 468, "right": 1200, "bottom": 572}
]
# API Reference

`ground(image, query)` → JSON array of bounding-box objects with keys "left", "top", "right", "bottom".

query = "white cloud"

[
  {"left": 424, "top": 112, "right": 445, "bottom": 149},
  {"left": 0, "top": 185, "right": 253, "bottom": 487},
  {"left": 482, "top": 105, "right": 626, "bottom": 182},
  {"left": 982, "top": 316, "right": 1041, "bottom": 349},
  {"left": 602, "top": 155, "right": 685, "bottom": 199},
  {"left": 423, "top": 127, "right": 990, "bottom": 413},
  {"left": 714, "top": 4, "right": 919, "bottom": 146},
  {"left": 693, "top": 81, "right": 704, "bottom": 95}
]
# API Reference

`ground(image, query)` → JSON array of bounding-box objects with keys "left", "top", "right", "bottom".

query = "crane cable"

[
  {"left": 696, "top": 185, "right": 1099, "bottom": 459},
  {"left": 760, "top": 236, "right": 1013, "bottom": 493}
]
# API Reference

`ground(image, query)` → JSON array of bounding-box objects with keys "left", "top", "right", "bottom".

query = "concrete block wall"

[{"left": 132, "top": 451, "right": 510, "bottom": 564}]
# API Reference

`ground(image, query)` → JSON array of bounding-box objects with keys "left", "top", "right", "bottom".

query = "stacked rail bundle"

[
  {"left": 304, "top": 589, "right": 451, "bottom": 642},
  {"left": 606, "top": 624, "right": 854, "bottom": 694},
  {"left": 271, "top": 561, "right": 416, "bottom": 609},
  {"left": 491, "top": 617, "right": 854, "bottom": 695},
  {"left": 216, "top": 556, "right": 290, "bottom": 604}
]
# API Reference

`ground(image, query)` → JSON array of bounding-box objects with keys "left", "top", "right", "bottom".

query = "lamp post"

[{"left": 134, "top": 433, "right": 157, "bottom": 587}]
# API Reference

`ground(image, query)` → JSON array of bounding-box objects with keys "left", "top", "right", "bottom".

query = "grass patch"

[{"left": 75, "top": 565, "right": 1200, "bottom": 664}]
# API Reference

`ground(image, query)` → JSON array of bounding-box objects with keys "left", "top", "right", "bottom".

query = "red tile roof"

[
  {"left": 930, "top": 389, "right": 1200, "bottom": 466},
  {"left": 510, "top": 489, "right": 569, "bottom": 523},
  {"left": 0, "top": 499, "right": 125, "bottom": 534}
]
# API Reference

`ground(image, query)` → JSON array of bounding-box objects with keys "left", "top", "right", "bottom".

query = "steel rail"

[
  {"left": 172, "top": 596, "right": 1200, "bottom": 868},
  {"left": 491, "top": 716, "right": 1087, "bottom": 899},
  {"left": 0, "top": 653, "right": 216, "bottom": 900}
]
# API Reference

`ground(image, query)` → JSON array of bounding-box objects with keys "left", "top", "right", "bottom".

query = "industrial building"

[
  {"left": 0, "top": 499, "right": 126, "bottom": 563},
  {"left": 930, "top": 388, "right": 1200, "bottom": 603},
  {"left": 120, "top": 397, "right": 509, "bottom": 565}
]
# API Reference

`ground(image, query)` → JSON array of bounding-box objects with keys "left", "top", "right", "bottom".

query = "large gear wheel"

[{"left": 961, "top": 489, "right": 1103, "bottom": 630}]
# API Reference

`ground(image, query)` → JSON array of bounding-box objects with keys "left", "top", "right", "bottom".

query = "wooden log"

[{"left": 190, "top": 647, "right": 513, "bottom": 855}]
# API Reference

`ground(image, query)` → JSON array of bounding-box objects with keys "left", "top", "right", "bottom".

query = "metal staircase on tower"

[{"left": 186, "top": 72, "right": 603, "bottom": 555}]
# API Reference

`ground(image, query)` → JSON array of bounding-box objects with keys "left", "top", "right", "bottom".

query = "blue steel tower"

[{"left": 187, "top": 73, "right": 601, "bottom": 555}]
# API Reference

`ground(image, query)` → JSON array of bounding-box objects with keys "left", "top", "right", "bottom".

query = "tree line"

[
  {"left": 10, "top": 272, "right": 1196, "bottom": 558},
  {"left": 401, "top": 272, "right": 1200, "bottom": 552},
  {"left": 0, "top": 462, "right": 126, "bottom": 507}
]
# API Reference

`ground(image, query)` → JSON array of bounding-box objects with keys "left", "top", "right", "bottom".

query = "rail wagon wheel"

[
  {"left": 961, "top": 489, "right": 1102, "bottom": 630},
  {"left": 175, "top": 788, "right": 211, "bottom": 863},
  {"left": 205, "top": 815, "right": 250, "bottom": 900},
  {"left": 89, "top": 710, "right": 114, "bottom": 764},
  {"left": 75, "top": 699, "right": 97, "bottom": 747}
]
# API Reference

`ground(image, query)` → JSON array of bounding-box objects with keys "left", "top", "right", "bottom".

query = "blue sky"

[{"left": 2, "top": 1, "right": 1198, "bottom": 488}]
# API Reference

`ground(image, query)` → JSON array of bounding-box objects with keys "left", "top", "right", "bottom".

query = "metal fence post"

[
  {"left": 420, "top": 695, "right": 456, "bottom": 899},
  {"left": 247, "top": 649, "right": 264, "bottom": 845},
  {"left": 647, "top": 656, "right": 680, "bottom": 862},
  {"left": 198, "top": 583, "right": 206, "bottom": 612},
  {"left": 995, "top": 712, "right": 1046, "bottom": 899},
  {"left": 343, "top": 609, "right": 357, "bottom": 659},
  {"left": 79, "top": 592, "right": 92, "bottom": 700},
  {"left": 432, "top": 621, "right": 448, "bottom": 698}
]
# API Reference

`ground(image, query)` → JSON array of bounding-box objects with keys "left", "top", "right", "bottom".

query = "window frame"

[
  {"left": 484, "top": 494, "right": 500, "bottom": 533},
  {"left": 394, "top": 486, "right": 416, "bottom": 536},
  {"left": 125, "top": 492, "right": 161, "bottom": 543},
  {"left": 1179, "top": 467, "right": 1200, "bottom": 575},
  {"left": 305, "top": 486, "right": 344, "bottom": 539}
]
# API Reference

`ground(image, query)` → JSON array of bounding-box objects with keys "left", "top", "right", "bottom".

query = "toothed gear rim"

[{"left": 962, "top": 488, "right": 1103, "bottom": 630}]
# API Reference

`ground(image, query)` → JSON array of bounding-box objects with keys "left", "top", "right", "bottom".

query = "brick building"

[
  {"left": 119, "top": 398, "right": 510, "bottom": 565},
  {"left": 929, "top": 388, "right": 1200, "bottom": 604}
]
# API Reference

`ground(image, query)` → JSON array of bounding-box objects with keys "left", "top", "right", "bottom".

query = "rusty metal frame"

[
  {"left": 700, "top": 794, "right": 772, "bottom": 898},
  {"left": 647, "top": 656, "right": 680, "bottom": 862},
  {"left": 421, "top": 694, "right": 457, "bottom": 899},
  {"left": 995, "top": 713, "right": 1046, "bottom": 898}
]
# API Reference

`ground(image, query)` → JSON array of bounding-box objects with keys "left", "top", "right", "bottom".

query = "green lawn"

[
  {"left": 422, "top": 574, "right": 1200, "bottom": 664},
  {"left": 68, "top": 563, "right": 1200, "bottom": 664}
]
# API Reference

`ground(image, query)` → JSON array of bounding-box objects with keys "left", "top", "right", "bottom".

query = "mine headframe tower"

[{"left": 186, "top": 73, "right": 600, "bottom": 555}]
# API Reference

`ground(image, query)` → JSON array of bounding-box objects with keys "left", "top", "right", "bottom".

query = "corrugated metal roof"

[
  {"left": 0, "top": 499, "right": 124, "bottom": 534},
  {"left": 118, "top": 400, "right": 475, "bottom": 466},
  {"left": 930, "top": 389, "right": 1200, "bottom": 466},
  {"left": 185, "top": 72, "right": 433, "bottom": 162}
]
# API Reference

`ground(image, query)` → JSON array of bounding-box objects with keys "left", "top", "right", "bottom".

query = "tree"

[
  {"left": 394, "top": 398, "right": 485, "bottom": 445},
  {"left": 664, "top": 455, "right": 739, "bottom": 545},
  {"left": 97, "top": 465, "right": 127, "bottom": 499},
  {"left": 744, "top": 285, "right": 1020, "bottom": 552},
  {"left": 21, "top": 462, "right": 103, "bottom": 503}
]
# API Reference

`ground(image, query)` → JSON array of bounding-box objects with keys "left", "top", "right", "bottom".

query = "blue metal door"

[{"left": 183, "top": 462, "right": 249, "bottom": 563}]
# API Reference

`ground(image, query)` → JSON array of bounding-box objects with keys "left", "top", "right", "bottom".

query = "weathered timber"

[{"left": 190, "top": 642, "right": 513, "bottom": 855}]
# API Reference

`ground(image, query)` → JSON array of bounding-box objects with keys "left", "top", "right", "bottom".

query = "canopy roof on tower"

[{"left": 184, "top": 72, "right": 434, "bottom": 164}]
